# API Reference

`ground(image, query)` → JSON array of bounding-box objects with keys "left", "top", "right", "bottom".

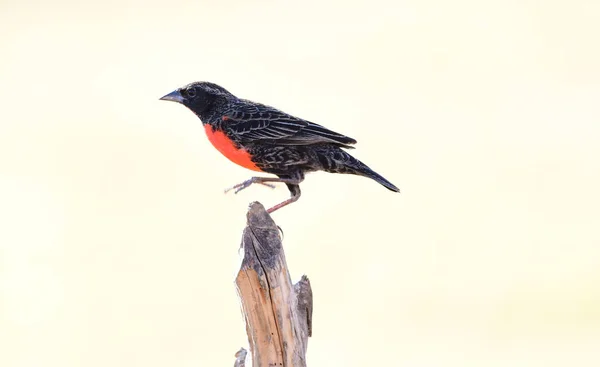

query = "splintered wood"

[{"left": 234, "top": 202, "right": 313, "bottom": 367}]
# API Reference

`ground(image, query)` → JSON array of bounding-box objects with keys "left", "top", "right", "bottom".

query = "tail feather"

[
  {"left": 360, "top": 167, "right": 400, "bottom": 192},
  {"left": 330, "top": 149, "right": 400, "bottom": 193}
]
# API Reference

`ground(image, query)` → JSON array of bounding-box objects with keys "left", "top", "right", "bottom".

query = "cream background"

[{"left": 1, "top": 1, "right": 599, "bottom": 366}]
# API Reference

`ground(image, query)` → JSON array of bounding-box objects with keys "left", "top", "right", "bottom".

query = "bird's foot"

[{"left": 224, "top": 178, "right": 276, "bottom": 194}]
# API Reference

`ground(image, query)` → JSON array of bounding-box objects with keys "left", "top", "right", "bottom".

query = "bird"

[{"left": 159, "top": 81, "right": 399, "bottom": 213}]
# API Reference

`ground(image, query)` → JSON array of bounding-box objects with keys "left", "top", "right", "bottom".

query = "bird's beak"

[{"left": 159, "top": 90, "right": 184, "bottom": 103}]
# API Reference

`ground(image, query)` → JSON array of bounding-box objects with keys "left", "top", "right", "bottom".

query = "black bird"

[{"left": 160, "top": 81, "right": 399, "bottom": 213}]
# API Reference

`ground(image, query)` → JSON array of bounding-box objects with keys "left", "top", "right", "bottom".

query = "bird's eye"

[{"left": 185, "top": 87, "right": 196, "bottom": 98}]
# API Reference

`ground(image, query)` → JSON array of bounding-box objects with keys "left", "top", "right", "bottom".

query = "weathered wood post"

[{"left": 233, "top": 202, "right": 313, "bottom": 367}]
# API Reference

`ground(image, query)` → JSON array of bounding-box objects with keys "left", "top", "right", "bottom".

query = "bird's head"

[{"left": 160, "top": 81, "right": 233, "bottom": 117}]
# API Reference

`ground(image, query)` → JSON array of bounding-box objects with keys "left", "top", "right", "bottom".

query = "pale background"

[{"left": 1, "top": 0, "right": 599, "bottom": 366}]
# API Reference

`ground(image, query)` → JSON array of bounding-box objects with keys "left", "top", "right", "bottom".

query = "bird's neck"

[{"left": 197, "top": 98, "right": 229, "bottom": 125}]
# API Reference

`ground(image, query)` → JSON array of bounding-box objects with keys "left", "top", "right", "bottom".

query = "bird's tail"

[
  {"left": 359, "top": 165, "right": 400, "bottom": 192},
  {"left": 324, "top": 148, "right": 400, "bottom": 192}
]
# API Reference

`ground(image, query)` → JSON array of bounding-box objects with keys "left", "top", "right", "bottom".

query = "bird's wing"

[{"left": 224, "top": 102, "right": 357, "bottom": 147}]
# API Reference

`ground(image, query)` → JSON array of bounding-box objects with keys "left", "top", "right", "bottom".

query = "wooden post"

[{"left": 233, "top": 202, "right": 313, "bottom": 367}]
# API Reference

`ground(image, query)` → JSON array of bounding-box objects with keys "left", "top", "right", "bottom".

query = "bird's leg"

[
  {"left": 225, "top": 173, "right": 305, "bottom": 213},
  {"left": 224, "top": 176, "right": 302, "bottom": 194},
  {"left": 267, "top": 184, "right": 301, "bottom": 213}
]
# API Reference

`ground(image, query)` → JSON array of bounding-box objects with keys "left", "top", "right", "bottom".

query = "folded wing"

[{"left": 225, "top": 102, "right": 357, "bottom": 148}]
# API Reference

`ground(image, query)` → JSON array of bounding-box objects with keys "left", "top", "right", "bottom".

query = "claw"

[
  {"left": 224, "top": 178, "right": 276, "bottom": 194},
  {"left": 224, "top": 179, "right": 251, "bottom": 194},
  {"left": 234, "top": 184, "right": 248, "bottom": 194}
]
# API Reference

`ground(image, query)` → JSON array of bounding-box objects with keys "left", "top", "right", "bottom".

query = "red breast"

[{"left": 204, "top": 124, "right": 262, "bottom": 172}]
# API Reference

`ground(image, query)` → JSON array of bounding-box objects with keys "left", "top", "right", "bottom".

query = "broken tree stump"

[{"left": 233, "top": 202, "right": 313, "bottom": 367}]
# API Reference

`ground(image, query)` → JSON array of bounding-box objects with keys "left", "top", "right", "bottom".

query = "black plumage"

[{"left": 160, "top": 81, "right": 399, "bottom": 213}]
